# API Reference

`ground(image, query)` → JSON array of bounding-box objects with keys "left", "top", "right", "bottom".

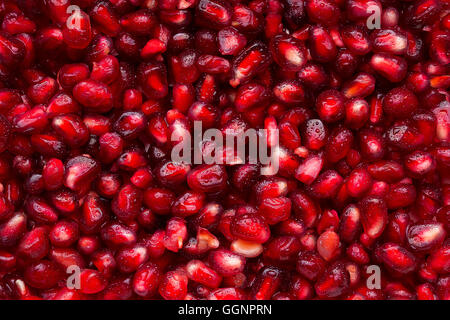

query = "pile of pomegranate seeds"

[{"left": 0, "top": 0, "right": 448, "bottom": 301}]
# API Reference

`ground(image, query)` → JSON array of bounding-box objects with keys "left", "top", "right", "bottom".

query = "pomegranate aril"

[
  {"left": 163, "top": 217, "right": 187, "bottom": 252},
  {"left": 346, "top": 243, "right": 370, "bottom": 265},
  {"left": 77, "top": 236, "right": 101, "bottom": 256},
  {"left": 316, "top": 89, "right": 345, "bottom": 123},
  {"left": 274, "top": 80, "right": 305, "bottom": 105},
  {"left": 317, "top": 230, "right": 341, "bottom": 262},
  {"left": 186, "top": 260, "right": 222, "bottom": 288},
  {"left": 132, "top": 263, "right": 161, "bottom": 298},
  {"left": 49, "top": 220, "right": 79, "bottom": 248},
  {"left": 383, "top": 87, "right": 419, "bottom": 119},
  {"left": 360, "top": 196, "right": 387, "bottom": 239},
  {"left": 346, "top": 167, "right": 372, "bottom": 198},
  {"left": 90, "top": 55, "right": 120, "bottom": 84},
  {"left": 295, "top": 152, "right": 324, "bottom": 185},
  {"left": 171, "top": 191, "right": 205, "bottom": 217},
  {"left": 291, "top": 190, "right": 320, "bottom": 228},
  {"left": 230, "top": 239, "right": 263, "bottom": 258},
  {"left": 120, "top": 9, "right": 156, "bottom": 36},
  {"left": 345, "top": 98, "right": 370, "bottom": 129},
  {"left": 101, "top": 223, "right": 137, "bottom": 249},
  {"left": 79, "top": 269, "right": 107, "bottom": 294},
  {"left": 24, "top": 260, "right": 64, "bottom": 290},
  {"left": 12, "top": 105, "right": 48, "bottom": 134},
  {"left": 404, "top": 0, "right": 442, "bottom": 29},
  {"left": 187, "top": 164, "right": 227, "bottom": 193},
  {"left": 52, "top": 114, "right": 89, "bottom": 148},
  {"left": 309, "top": 25, "right": 337, "bottom": 63},
  {"left": 315, "top": 262, "right": 350, "bottom": 298},
  {"left": 230, "top": 213, "right": 270, "bottom": 243},
  {"left": 342, "top": 73, "right": 375, "bottom": 99},
  {"left": 325, "top": 127, "right": 354, "bottom": 163},
  {"left": 0, "top": 31, "right": 25, "bottom": 67},
  {"left": 25, "top": 196, "right": 59, "bottom": 224},
  {"left": 382, "top": 7, "right": 399, "bottom": 28},
  {"left": 258, "top": 196, "right": 292, "bottom": 225},
  {"left": 270, "top": 34, "right": 307, "bottom": 71},
  {"left": 112, "top": 184, "right": 143, "bottom": 222},
  {"left": 143, "top": 188, "right": 175, "bottom": 215},
  {"left": 195, "top": 29, "right": 218, "bottom": 55},
  {"left": 375, "top": 243, "right": 417, "bottom": 274},
  {"left": 306, "top": 0, "right": 340, "bottom": 26},
  {"left": 62, "top": 9, "right": 92, "bottom": 49},
  {"left": 196, "top": 54, "right": 230, "bottom": 74},
  {"left": 359, "top": 128, "right": 386, "bottom": 160},
  {"left": 17, "top": 226, "right": 49, "bottom": 261},
  {"left": 47, "top": 92, "right": 81, "bottom": 118},
  {"left": 49, "top": 189, "right": 78, "bottom": 215},
  {"left": 159, "top": 270, "right": 188, "bottom": 300},
  {"left": 371, "top": 29, "right": 407, "bottom": 55},
  {"left": 27, "top": 77, "right": 57, "bottom": 105},
  {"left": 298, "top": 63, "right": 328, "bottom": 88},
  {"left": 218, "top": 27, "right": 247, "bottom": 56},
  {"left": 208, "top": 249, "right": 245, "bottom": 277},
  {"left": 116, "top": 243, "right": 149, "bottom": 273},
  {"left": 64, "top": 155, "right": 100, "bottom": 192},
  {"left": 251, "top": 266, "right": 282, "bottom": 300},
  {"left": 302, "top": 119, "right": 328, "bottom": 151},
  {"left": 90, "top": 1, "right": 120, "bottom": 37},
  {"left": 79, "top": 194, "right": 108, "bottom": 234},
  {"left": 341, "top": 25, "right": 372, "bottom": 56},
  {"left": 407, "top": 222, "right": 446, "bottom": 253},
  {"left": 428, "top": 244, "right": 450, "bottom": 274},
  {"left": 208, "top": 287, "right": 246, "bottom": 300},
  {"left": 370, "top": 53, "right": 407, "bottom": 83},
  {"left": 188, "top": 101, "right": 219, "bottom": 128},
  {"left": 229, "top": 41, "right": 271, "bottom": 87}
]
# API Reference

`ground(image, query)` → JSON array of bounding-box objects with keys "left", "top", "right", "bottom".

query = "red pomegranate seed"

[
  {"left": 317, "top": 230, "right": 341, "bottom": 261},
  {"left": 342, "top": 73, "right": 375, "bottom": 99},
  {"left": 251, "top": 266, "right": 283, "bottom": 300},
  {"left": 341, "top": 25, "right": 371, "bottom": 56},
  {"left": 309, "top": 25, "right": 337, "bottom": 63},
  {"left": 315, "top": 262, "right": 349, "bottom": 298},
  {"left": 116, "top": 243, "right": 149, "bottom": 273},
  {"left": 230, "top": 212, "right": 270, "bottom": 244},
  {"left": 218, "top": 27, "right": 247, "bottom": 56},
  {"left": 24, "top": 260, "right": 64, "bottom": 289},
  {"left": 306, "top": 0, "right": 340, "bottom": 26},
  {"left": 316, "top": 89, "right": 345, "bottom": 123},
  {"left": 79, "top": 269, "right": 107, "bottom": 294},
  {"left": 187, "top": 164, "right": 227, "bottom": 193},
  {"left": 258, "top": 196, "right": 292, "bottom": 225},
  {"left": 327, "top": 126, "right": 354, "bottom": 163},
  {"left": 375, "top": 243, "right": 417, "bottom": 274},
  {"left": 64, "top": 155, "right": 100, "bottom": 192},
  {"left": 407, "top": 222, "right": 446, "bottom": 253},
  {"left": 370, "top": 53, "right": 407, "bottom": 83},
  {"left": 229, "top": 41, "right": 271, "bottom": 87},
  {"left": 112, "top": 184, "right": 143, "bottom": 222},
  {"left": 133, "top": 263, "right": 161, "bottom": 298},
  {"left": 359, "top": 196, "right": 388, "bottom": 239},
  {"left": 159, "top": 270, "right": 188, "bottom": 300},
  {"left": 186, "top": 259, "right": 222, "bottom": 288}
]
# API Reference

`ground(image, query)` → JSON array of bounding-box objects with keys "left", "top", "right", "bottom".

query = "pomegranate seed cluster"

[{"left": 0, "top": 0, "right": 448, "bottom": 300}]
